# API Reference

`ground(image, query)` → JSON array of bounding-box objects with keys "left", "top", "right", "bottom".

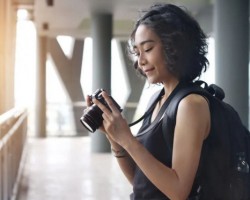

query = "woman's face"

[{"left": 133, "top": 24, "right": 172, "bottom": 84}]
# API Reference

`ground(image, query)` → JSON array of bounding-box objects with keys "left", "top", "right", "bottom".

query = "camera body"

[{"left": 80, "top": 89, "right": 122, "bottom": 133}]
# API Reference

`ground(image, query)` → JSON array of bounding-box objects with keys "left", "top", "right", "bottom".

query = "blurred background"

[{"left": 0, "top": 0, "right": 248, "bottom": 199}]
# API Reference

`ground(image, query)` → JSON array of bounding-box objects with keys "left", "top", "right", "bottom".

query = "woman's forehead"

[{"left": 134, "top": 25, "right": 159, "bottom": 46}]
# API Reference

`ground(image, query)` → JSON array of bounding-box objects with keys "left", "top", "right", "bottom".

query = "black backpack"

[{"left": 162, "top": 81, "right": 250, "bottom": 200}]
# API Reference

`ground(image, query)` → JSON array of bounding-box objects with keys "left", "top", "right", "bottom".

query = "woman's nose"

[{"left": 138, "top": 54, "right": 146, "bottom": 66}]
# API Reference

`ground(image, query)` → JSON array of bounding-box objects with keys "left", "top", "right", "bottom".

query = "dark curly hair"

[{"left": 128, "top": 3, "right": 209, "bottom": 82}]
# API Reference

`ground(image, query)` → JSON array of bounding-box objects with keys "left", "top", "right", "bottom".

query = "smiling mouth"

[{"left": 144, "top": 68, "right": 154, "bottom": 73}]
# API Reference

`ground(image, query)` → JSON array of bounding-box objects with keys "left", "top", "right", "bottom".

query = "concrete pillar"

[
  {"left": 0, "top": 0, "right": 16, "bottom": 114},
  {"left": 35, "top": 35, "right": 47, "bottom": 137},
  {"left": 214, "top": 0, "right": 249, "bottom": 127},
  {"left": 90, "top": 13, "right": 112, "bottom": 152},
  {"left": 5, "top": 1, "right": 16, "bottom": 111}
]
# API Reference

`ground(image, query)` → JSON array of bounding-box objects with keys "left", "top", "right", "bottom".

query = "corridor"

[{"left": 14, "top": 137, "right": 132, "bottom": 200}]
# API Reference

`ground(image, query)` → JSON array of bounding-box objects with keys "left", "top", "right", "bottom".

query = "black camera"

[{"left": 80, "top": 89, "right": 122, "bottom": 133}]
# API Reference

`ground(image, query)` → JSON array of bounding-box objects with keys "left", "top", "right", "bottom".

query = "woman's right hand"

[
  {"left": 92, "top": 91, "right": 134, "bottom": 148},
  {"left": 86, "top": 94, "right": 118, "bottom": 140},
  {"left": 85, "top": 94, "right": 123, "bottom": 150}
]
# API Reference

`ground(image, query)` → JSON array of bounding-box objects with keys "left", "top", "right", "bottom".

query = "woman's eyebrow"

[{"left": 133, "top": 39, "right": 155, "bottom": 48}]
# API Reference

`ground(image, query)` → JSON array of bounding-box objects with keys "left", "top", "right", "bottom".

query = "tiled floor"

[{"left": 15, "top": 137, "right": 132, "bottom": 200}]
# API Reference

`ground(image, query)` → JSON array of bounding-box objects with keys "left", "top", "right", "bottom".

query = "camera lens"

[
  {"left": 80, "top": 89, "right": 123, "bottom": 133},
  {"left": 80, "top": 105, "right": 104, "bottom": 133}
]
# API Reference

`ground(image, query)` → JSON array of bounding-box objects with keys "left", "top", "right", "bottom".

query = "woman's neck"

[{"left": 162, "top": 79, "right": 180, "bottom": 99}]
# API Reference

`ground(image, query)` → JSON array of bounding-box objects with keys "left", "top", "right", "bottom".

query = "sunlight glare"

[{"left": 17, "top": 9, "right": 29, "bottom": 20}]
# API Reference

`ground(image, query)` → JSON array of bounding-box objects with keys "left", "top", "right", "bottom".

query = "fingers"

[
  {"left": 93, "top": 91, "right": 120, "bottom": 114},
  {"left": 92, "top": 96, "right": 106, "bottom": 111},
  {"left": 86, "top": 95, "right": 93, "bottom": 107}
]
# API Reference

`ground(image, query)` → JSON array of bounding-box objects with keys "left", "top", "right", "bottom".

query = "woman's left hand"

[{"left": 92, "top": 91, "right": 133, "bottom": 147}]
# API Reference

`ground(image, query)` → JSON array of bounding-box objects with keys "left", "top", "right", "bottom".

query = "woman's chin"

[{"left": 147, "top": 77, "right": 158, "bottom": 84}]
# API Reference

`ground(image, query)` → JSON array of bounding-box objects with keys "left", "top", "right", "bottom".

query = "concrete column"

[
  {"left": 5, "top": 1, "right": 16, "bottom": 111},
  {"left": 214, "top": 0, "right": 249, "bottom": 127},
  {"left": 35, "top": 35, "right": 47, "bottom": 137},
  {"left": 90, "top": 13, "right": 112, "bottom": 152},
  {"left": 0, "top": 0, "right": 16, "bottom": 114}
]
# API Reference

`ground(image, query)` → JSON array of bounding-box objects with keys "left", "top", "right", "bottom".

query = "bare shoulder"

[
  {"left": 176, "top": 93, "right": 210, "bottom": 139},
  {"left": 178, "top": 94, "right": 209, "bottom": 113}
]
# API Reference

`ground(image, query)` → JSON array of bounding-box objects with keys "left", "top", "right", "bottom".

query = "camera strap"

[
  {"left": 128, "top": 89, "right": 164, "bottom": 127},
  {"left": 128, "top": 82, "right": 187, "bottom": 128},
  {"left": 128, "top": 109, "right": 153, "bottom": 127}
]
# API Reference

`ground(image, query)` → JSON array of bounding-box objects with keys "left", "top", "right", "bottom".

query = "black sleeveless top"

[
  {"left": 130, "top": 83, "right": 204, "bottom": 200},
  {"left": 132, "top": 115, "right": 172, "bottom": 200}
]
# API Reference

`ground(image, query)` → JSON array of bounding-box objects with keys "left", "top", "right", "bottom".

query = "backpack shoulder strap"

[
  {"left": 164, "top": 80, "right": 224, "bottom": 124},
  {"left": 166, "top": 83, "right": 210, "bottom": 124}
]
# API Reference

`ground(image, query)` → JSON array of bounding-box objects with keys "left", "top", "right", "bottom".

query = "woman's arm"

[
  {"left": 87, "top": 94, "right": 136, "bottom": 184},
  {"left": 93, "top": 92, "right": 210, "bottom": 200},
  {"left": 123, "top": 94, "right": 210, "bottom": 200},
  {"left": 107, "top": 135, "right": 136, "bottom": 185}
]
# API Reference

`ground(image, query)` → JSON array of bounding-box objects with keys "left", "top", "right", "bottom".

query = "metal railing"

[{"left": 0, "top": 108, "right": 28, "bottom": 200}]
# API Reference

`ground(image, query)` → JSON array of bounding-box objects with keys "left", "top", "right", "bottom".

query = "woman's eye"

[{"left": 145, "top": 47, "right": 153, "bottom": 52}]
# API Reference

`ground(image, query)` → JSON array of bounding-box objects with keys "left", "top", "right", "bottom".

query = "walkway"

[{"left": 15, "top": 137, "right": 132, "bottom": 200}]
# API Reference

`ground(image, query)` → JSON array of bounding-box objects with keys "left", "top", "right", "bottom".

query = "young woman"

[{"left": 88, "top": 4, "right": 210, "bottom": 200}]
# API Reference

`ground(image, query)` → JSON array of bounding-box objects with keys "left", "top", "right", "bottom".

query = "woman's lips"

[{"left": 144, "top": 68, "right": 155, "bottom": 74}]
